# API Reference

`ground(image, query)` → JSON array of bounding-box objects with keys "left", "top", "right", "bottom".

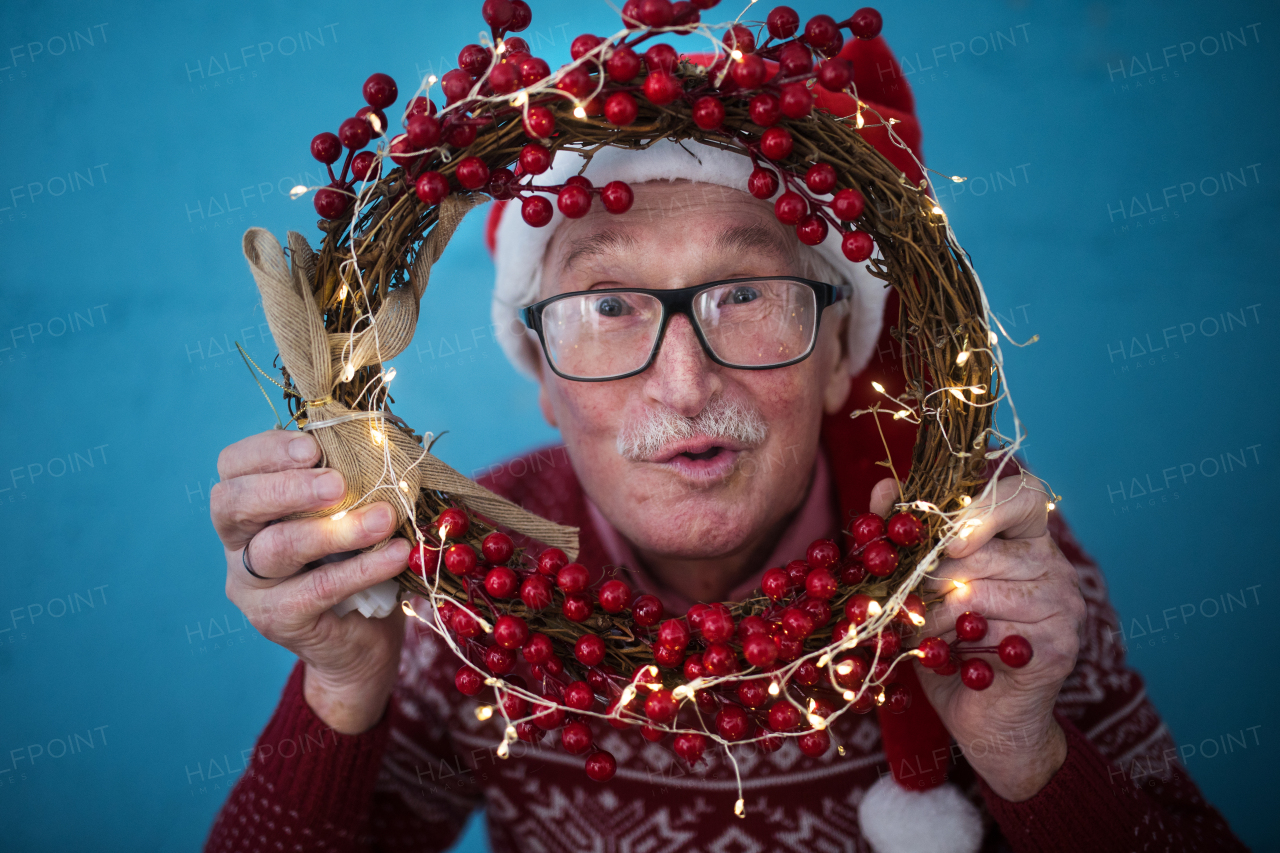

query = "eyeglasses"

[{"left": 521, "top": 276, "right": 851, "bottom": 382}]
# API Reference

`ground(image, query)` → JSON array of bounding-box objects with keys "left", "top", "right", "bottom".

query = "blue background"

[{"left": 1, "top": 0, "right": 1277, "bottom": 849}]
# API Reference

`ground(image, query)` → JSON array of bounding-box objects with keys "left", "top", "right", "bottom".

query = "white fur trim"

[
  {"left": 491, "top": 139, "right": 888, "bottom": 379},
  {"left": 858, "top": 775, "right": 983, "bottom": 853}
]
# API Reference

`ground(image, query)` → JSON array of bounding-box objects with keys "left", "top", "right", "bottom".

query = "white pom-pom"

[
  {"left": 332, "top": 579, "right": 401, "bottom": 619},
  {"left": 858, "top": 776, "right": 982, "bottom": 853}
]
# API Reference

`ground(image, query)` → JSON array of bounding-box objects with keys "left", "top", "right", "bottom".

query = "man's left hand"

[{"left": 870, "top": 473, "right": 1087, "bottom": 802}]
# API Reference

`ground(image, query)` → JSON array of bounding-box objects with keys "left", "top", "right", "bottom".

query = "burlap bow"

[{"left": 241, "top": 196, "right": 580, "bottom": 558}]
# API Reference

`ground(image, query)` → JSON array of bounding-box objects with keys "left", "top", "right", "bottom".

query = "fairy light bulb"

[
  {"left": 619, "top": 685, "right": 637, "bottom": 706},
  {"left": 808, "top": 714, "right": 826, "bottom": 730},
  {"left": 1047, "top": 501, "right": 1057, "bottom": 511},
  {"left": 956, "top": 350, "right": 971, "bottom": 365},
  {"left": 399, "top": 480, "right": 410, "bottom": 492},
  {"left": 427, "top": 74, "right": 438, "bottom": 84},
  {"left": 909, "top": 611, "right": 927, "bottom": 627},
  {"left": 573, "top": 105, "right": 586, "bottom": 118},
  {"left": 767, "top": 681, "right": 780, "bottom": 696},
  {"left": 338, "top": 283, "right": 349, "bottom": 300},
  {"left": 893, "top": 409, "right": 912, "bottom": 420},
  {"left": 959, "top": 495, "right": 972, "bottom": 507},
  {"left": 290, "top": 185, "right": 309, "bottom": 199},
  {"left": 952, "top": 579, "right": 967, "bottom": 592},
  {"left": 367, "top": 113, "right": 383, "bottom": 134},
  {"left": 383, "top": 367, "right": 396, "bottom": 383},
  {"left": 734, "top": 799, "right": 745, "bottom": 818},
  {"left": 331, "top": 510, "right": 348, "bottom": 521},
  {"left": 497, "top": 741, "right": 510, "bottom": 759},
  {"left": 931, "top": 204, "right": 944, "bottom": 215},
  {"left": 866, "top": 600, "right": 883, "bottom": 618},
  {"left": 875, "top": 690, "right": 886, "bottom": 705},
  {"left": 731, "top": 49, "right": 743, "bottom": 60},
  {"left": 475, "top": 705, "right": 494, "bottom": 721},
  {"left": 952, "top": 175, "right": 967, "bottom": 183},
  {"left": 855, "top": 110, "right": 865, "bottom": 129},
  {"left": 836, "top": 661, "right": 854, "bottom": 676},
  {"left": 513, "top": 91, "right": 528, "bottom": 107},
  {"left": 842, "top": 690, "right": 855, "bottom": 702},
  {"left": 341, "top": 363, "right": 356, "bottom": 382},
  {"left": 371, "top": 428, "right": 384, "bottom": 445},
  {"left": 871, "top": 381, "right": 885, "bottom": 394}
]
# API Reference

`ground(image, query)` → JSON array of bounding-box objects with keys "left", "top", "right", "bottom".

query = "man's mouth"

[{"left": 648, "top": 437, "right": 748, "bottom": 481}]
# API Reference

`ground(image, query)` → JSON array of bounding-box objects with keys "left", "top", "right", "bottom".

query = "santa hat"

[{"left": 483, "top": 35, "right": 982, "bottom": 853}]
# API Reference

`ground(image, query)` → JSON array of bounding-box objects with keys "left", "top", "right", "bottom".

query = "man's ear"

[
  {"left": 523, "top": 334, "right": 559, "bottom": 428},
  {"left": 821, "top": 304, "right": 853, "bottom": 415}
]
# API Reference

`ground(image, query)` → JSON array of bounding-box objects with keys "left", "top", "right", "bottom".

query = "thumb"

[{"left": 869, "top": 477, "right": 898, "bottom": 518}]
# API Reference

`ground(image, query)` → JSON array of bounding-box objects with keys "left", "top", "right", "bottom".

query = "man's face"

[{"left": 530, "top": 181, "right": 853, "bottom": 561}]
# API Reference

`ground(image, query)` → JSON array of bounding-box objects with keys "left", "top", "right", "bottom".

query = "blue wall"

[{"left": 1, "top": 0, "right": 1276, "bottom": 849}]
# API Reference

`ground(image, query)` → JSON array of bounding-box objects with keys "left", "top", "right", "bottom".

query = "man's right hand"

[{"left": 211, "top": 430, "right": 411, "bottom": 734}]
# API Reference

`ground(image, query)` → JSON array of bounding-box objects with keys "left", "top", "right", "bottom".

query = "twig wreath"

[{"left": 240, "top": 0, "right": 1048, "bottom": 808}]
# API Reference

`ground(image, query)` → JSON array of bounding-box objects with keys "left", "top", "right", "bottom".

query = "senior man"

[{"left": 205, "top": 41, "right": 1243, "bottom": 853}]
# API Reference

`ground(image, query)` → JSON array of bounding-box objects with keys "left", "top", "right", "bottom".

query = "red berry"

[
  {"left": 657, "top": 619, "right": 691, "bottom": 650},
  {"left": 482, "top": 0, "right": 514, "bottom": 28},
  {"left": 960, "top": 658, "right": 994, "bottom": 690},
  {"left": 645, "top": 43, "right": 679, "bottom": 72},
  {"left": 454, "top": 157, "right": 489, "bottom": 191},
  {"left": 584, "top": 750, "right": 616, "bottom": 781},
  {"left": 407, "top": 114, "right": 442, "bottom": 151},
  {"left": 737, "top": 615, "right": 769, "bottom": 640},
  {"left": 844, "top": 594, "right": 879, "bottom": 625},
  {"left": 760, "top": 126, "right": 793, "bottom": 160},
  {"left": 653, "top": 641, "right": 684, "bottom": 668},
  {"left": 485, "top": 644, "right": 517, "bottom": 674},
  {"left": 798, "top": 729, "right": 831, "bottom": 757},
  {"left": 715, "top": 704, "right": 750, "bottom": 741},
  {"left": 508, "top": 0, "right": 533, "bottom": 31},
  {"left": 631, "top": 594, "right": 664, "bottom": 627},
  {"left": 851, "top": 513, "right": 883, "bottom": 546},
  {"left": 862, "top": 541, "right": 898, "bottom": 578},
  {"left": 774, "top": 191, "right": 807, "bottom": 225},
  {"left": 600, "top": 180, "right": 634, "bottom": 214},
  {"left": 643, "top": 71, "right": 682, "bottom": 105},
  {"left": 777, "top": 42, "right": 813, "bottom": 77},
  {"left": 516, "top": 721, "right": 543, "bottom": 742},
  {"left": 603, "top": 92, "right": 637, "bottom": 126},
  {"left": 598, "top": 579, "right": 631, "bottom": 613},
  {"left": 702, "top": 641, "right": 738, "bottom": 675},
  {"left": 796, "top": 214, "right": 829, "bottom": 246},
  {"left": 886, "top": 513, "right": 924, "bottom": 546},
  {"left": 480, "top": 531, "right": 514, "bottom": 564},
  {"left": 806, "top": 538, "right": 840, "bottom": 570},
  {"left": 749, "top": 93, "right": 781, "bottom": 127},
  {"left": 842, "top": 230, "right": 874, "bottom": 262},
  {"left": 804, "top": 14, "right": 841, "bottom": 50},
  {"left": 536, "top": 548, "right": 568, "bottom": 576},
  {"left": 455, "top": 666, "right": 484, "bottom": 696},
  {"left": 575, "top": 634, "right": 606, "bottom": 666},
  {"left": 884, "top": 682, "right": 912, "bottom": 714},
  {"left": 834, "top": 654, "right": 869, "bottom": 687},
  {"left": 998, "top": 634, "right": 1033, "bottom": 668},
  {"left": 832, "top": 618, "right": 854, "bottom": 643},
  {"left": 621, "top": 0, "right": 642, "bottom": 25},
  {"left": 730, "top": 53, "right": 767, "bottom": 89},
  {"left": 640, "top": 724, "right": 665, "bottom": 742},
  {"left": 955, "top": 611, "right": 988, "bottom": 642},
  {"left": 444, "top": 122, "right": 477, "bottom": 148},
  {"left": 638, "top": 0, "right": 674, "bottom": 27},
  {"left": 519, "top": 57, "right": 551, "bottom": 88},
  {"left": 556, "top": 562, "right": 589, "bottom": 593},
  {"left": 697, "top": 605, "right": 732, "bottom": 643},
  {"left": 723, "top": 24, "right": 755, "bottom": 53},
  {"left": 767, "top": 5, "right": 800, "bottom": 39},
  {"left": 934, "top": 654, "right": 959, "bottom": 676},
  {"left": 817, "top": 58, "right": 852, "bottom": 92},
  {"left": 451, "top": 604, "right": 485, "bottom": 637},
  {"left": 562, "top": 593, "right": 592, "bottom": 622},
  {"left": 673, "top": 732, "right": 706, "bottom": 765},
  {"left": 804, "top": 163, "right": 838, "bottom": 195},
  {"left": 555, "top": 185, "right": 591, "bottom": 218},
  {"left": 916, "top": 636, "right": 950, "bottom": 669},
  {"left": 850, "top": 7, "right": 883, "bottom": 40},
  {"left": 692, "top": 95, "right": 726, "bottom": 129},
  {"left": 805, "top": 568, "right": 838, "bottom": 600},
  {"left": 798, "top": 596, "right": 830, "bottom": 626},
  {"left": 440, "top": 69, "right": 474, "bottom": 104},
  {"left": 356, "top": 108, "right": 386, "bottom": 136},
  {"left": 761, "top": 566, "right": 789, "bottom": 600},
  {"left": 493, "top": 615, "right": 530, "bottom": 649},
  {"left": 490, "top": 61, "right": 522, "bottom": 95},
  {"left": 681, "top": 653, "right": 704, "bottom": 680},
  {"left": 484, "top": 566, "right": 518, "bottom": 598},
  {"left": 776, "top": 634, "right": 803, "bottom": 661},
  {"left": 780, "top": 607, "right": 815, "bottom": 639},
  {"left": 338, "top": 116, "right": 371, "bottom": 150},
  {"left": 458, "top": 44, "right": 490, "bottom": 75},
  {"left": 405, "top": 96, "right": 436, "bottom": 118},
  {"left": 310, "top": 132, "right": 341, "bottom": 164},
  {"left": 779, "top": 82, "right": 813, "bottom": 119},
  {"left": 561, "top": 721, "right": 593, "bottom": 754},
  {"left": 606, "top": 46, "right": 641, "bottom": 82},
  {"left": 671, "top": 0, "right": 699, "bottom": 28},
  {"left": 313, "top": 186, "right": 348, "bottom": 219},
  {"left": 363, "top": 72, "right": 398, "bottom": 109},
  {"left": 743, "top": 634, "right": 779, "bottom": 668},
  {"left": 785, "top": 559, "right": 809, "bottom": 589},
  {"left": 533, "top": 698, "right": 566, "bottom": 730},
  {"left": 564, "top": 680, "right": 595, "bottom": 711},
  {"left": 873, "top": 630, "right": 901, "bottom": 659},
  {"left": 747, "top": 167, "right": 779, "bottom": 200},
  {"left": 522, "top": 105, "right": 555, "bottom": 139},
  {"left": 737, "top": 678, "right": 770, "bottom": 708},
  {"left": 645, "top": 689, "right": 678, "bottom": 723},
  {"left": 540, "top": 656, "right": 565, "bottom": 677},
  {"left": 519, "top": 574, "right": 553, "bottom": 609},
  {"left": 408, "top": 542, "right": 439, "bottom": 575},
  {"left": 571, "top": 34, "right": 603, "bottom": 60},
  {"left": 768, "top": 701, "right": 801, "bottom": 732},
  {"left": 519, "top": 195, "right": 552, "bottom": 227},
  {"left": 522, "top": 632, "right": 553, "bottom": 664},
  {"left": 444, "top": 543, "right": 477, "bottom": 575},
  {"left": 831, "top": 187, "right": 866, "bottom": 221},
  {"left": 839, "top": 560, "right": 867, "bottom": 586},
  {"left": 555, "top": 66, "right": 593, "bottom": 99},
  {"left": 898, "top": 593, "right": 927, "bottom": 628}
]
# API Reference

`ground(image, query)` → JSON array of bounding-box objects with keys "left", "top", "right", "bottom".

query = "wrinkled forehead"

[{"left": 540, "top": 180, "right": 801, "bottom": 290}]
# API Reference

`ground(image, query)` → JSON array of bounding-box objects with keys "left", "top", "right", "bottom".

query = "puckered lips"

[{"left": 643, "top": 435, "right": 750, "bottom": 484}]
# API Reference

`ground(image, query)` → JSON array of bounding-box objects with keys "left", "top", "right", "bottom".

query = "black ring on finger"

[{"left": 242, "top": 536, "right": 271, "bottom": 580}]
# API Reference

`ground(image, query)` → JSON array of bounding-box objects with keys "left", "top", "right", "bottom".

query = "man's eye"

[
  {"left": 724, "top": 286, "right": 761, "bottom": 305},
  {"left": 593, "top": 295, "right": 629, "bottom": 317}
]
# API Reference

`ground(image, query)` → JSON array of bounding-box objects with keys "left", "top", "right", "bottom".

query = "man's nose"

[{"left": 642, "top": 314, "right": 721, "bottom": 417}]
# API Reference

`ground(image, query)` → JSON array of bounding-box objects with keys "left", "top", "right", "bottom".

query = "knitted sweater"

[{"left": 204, "top": 443, "right": 1245, "bottom": 853}]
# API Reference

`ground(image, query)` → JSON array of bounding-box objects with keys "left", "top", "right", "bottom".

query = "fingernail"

[
  {"left": 363, "top": 503, "right": 395, "bottom": 533},
  {"left": 314, "top": 471, "right": 345, "bottom": 501},
  {"left": 288, "top": 436, "right": 317, "bottom": 462},
  {"left": 386, "top": 539, "right": 411, "bottom": 562}
]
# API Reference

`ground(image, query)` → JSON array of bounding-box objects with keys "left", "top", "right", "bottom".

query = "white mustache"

[{"left": 616, "top": 397, "right": 769, "bottom": 461}]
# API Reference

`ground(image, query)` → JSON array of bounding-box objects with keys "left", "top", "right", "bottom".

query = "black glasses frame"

[{"left": 521, "top": 276, "right": 851, "bottom": 382}]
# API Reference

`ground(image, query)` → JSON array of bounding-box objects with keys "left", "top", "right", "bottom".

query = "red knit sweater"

[{"left": 204, "top": 444, "right": 1245, "bottom": 853}]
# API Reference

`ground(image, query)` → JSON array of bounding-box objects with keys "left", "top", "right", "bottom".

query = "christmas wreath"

[{"left": 239, "top": 0, "right": 1042, "bottom": 817}]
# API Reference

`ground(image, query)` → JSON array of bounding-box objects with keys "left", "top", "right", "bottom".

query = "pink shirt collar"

[{"left": 585, "top": 452, "right": 837, "bottom": 616}]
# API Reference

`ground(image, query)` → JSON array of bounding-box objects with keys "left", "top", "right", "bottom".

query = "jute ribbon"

[{"left": 241, "top": 195, "right": 580, "bottom": 558}]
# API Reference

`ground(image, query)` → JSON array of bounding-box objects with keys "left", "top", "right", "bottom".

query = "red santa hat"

[{"left": 484, "top": 35, "right": 982, "bottom": 853}]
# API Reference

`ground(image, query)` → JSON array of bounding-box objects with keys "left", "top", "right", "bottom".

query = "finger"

[
  {"left": 211, "top": 468, "right": 346, "bottom": 549},
  {"left": 238, "top": 501, "right": 401, "bottom": 585},
  {"left": 271, "top": 538, "right": 412, "bottom": 618},
  {"left": 217, "top": 430, "right": 322, "bottom": 480},
  {"left": 869, "top": 477, "right": 897, "bottom": 518},
  {"left": 947, "top": 473, "right": 1051, "bottom": 559}
]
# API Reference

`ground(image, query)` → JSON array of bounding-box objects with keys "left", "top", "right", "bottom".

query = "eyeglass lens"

[{"left": 539, "top": 280, "right": 819, "bottom": 380}]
